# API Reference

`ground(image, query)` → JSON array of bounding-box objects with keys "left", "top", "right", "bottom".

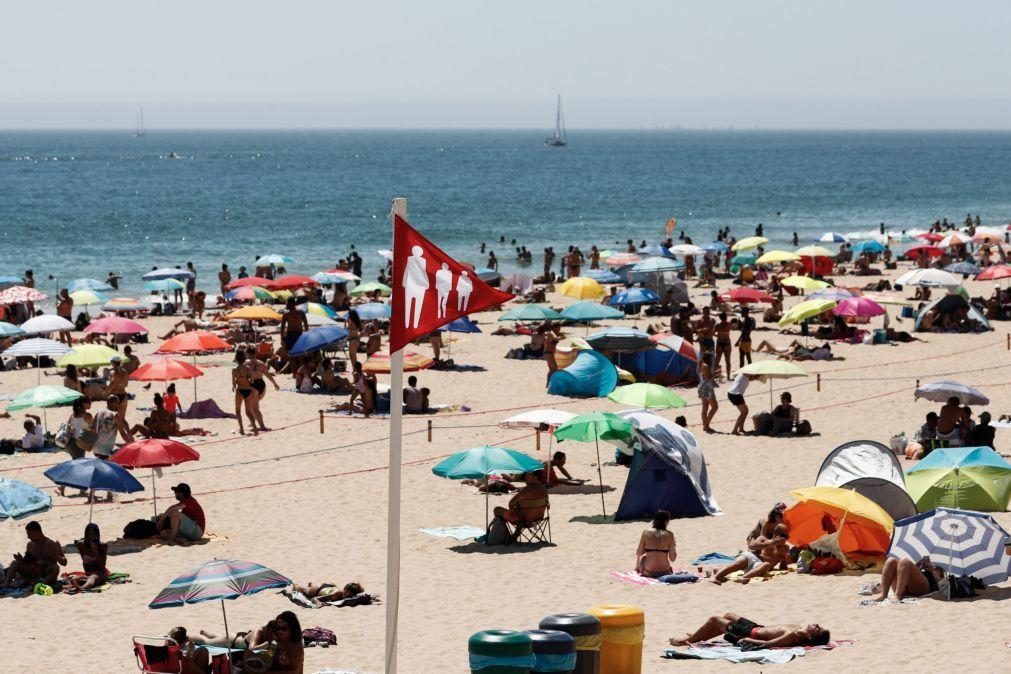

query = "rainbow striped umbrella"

[{"left": 150, "top": 558, "right": 290, "bottom": 648}]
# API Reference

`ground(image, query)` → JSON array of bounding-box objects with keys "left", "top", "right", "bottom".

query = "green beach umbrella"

[
  {"left": 498, "top": 304, "right": 565, "bottom": 322},
  {"left": 554, "top": 412, "right": 634, "bottom": 516},
  {"left": 905, "top": 447, "right": 1011, "bottom": 512},
  {"left": 57, "top": 344, "right": 122, "bottom": 369},
  {"left": 433, "top": 445, "right": 544, "bottom": 533},
  {"left": 349, "top": 281, "right": 392, "bottom": 297},
  {"left": 607, "top": 383, "right": 686, "bottom": 410},
  {"left": 7, "top": 384, "right": 84, "bottom": 431}
]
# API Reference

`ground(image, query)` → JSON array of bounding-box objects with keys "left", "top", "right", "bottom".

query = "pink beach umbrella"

[
  {"left": 833, "top": 296, "right": 885, "bottom": 318},
  {"left": 84, "top": 316, "right": 148, "bottom": 335},
  {"left": 0, "top": 285, "right": 48, "bottom": 304}
]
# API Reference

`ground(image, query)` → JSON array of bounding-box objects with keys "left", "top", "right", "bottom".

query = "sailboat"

[
  {"left": 544, "top": 94, "right": 567, "bottom": 147},
  {"left": 134, "top": 107, "right": 145, "bottom": 138}
]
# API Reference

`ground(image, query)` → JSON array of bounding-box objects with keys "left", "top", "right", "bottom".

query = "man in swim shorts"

[{"left": 669, "top": 613, "right": 830, "bottom": 648}]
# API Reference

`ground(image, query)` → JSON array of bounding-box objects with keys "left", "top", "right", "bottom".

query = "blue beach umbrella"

[
  {"left": 143, "top": 267, "right": 194, "bottom": 281},
  {"left": 818, "top": 232, "right": 849, "bottom": 243},
  {"left": 288, "top": 326, "right": 349, "bottom": 356},
  {"left": 608, "top": 287, "right": 660, "bottom": 308},
  {"left": 637, "top": 244, "right": 673, "bottom": 257},
  {"left": 349, "top": 303, "right": 391, "bottom": 320},
  {"left": 560, "top": 301, "right": 625, "bottom": 323},
  {"left": 499, "top": 304, "right": 565, "bottom": 322},
  {"left": 0, "top": 477, "right": 52, "bottom": 521},
  {"left": 438, "top": 316, "right": 482, "bottom": 333},
  {"left": 44, "top": 458, "right": 144, "bottom": 523},
  {"left": 0, "top": 275, "right": 23, "bottom": 287},
  {"left": 888, "top": 507, "right": 1011, "bottom": 586},
  {"left": 65, "top": 278, "right": 114, "bottom": 292},
  {"left": 0, "top": 322, "right": 25, "bottom": 337},
  {"left": 631, "top": 257, "right": 683, "bottom": 273},
  {"left": 852, "top": 240, "right": 885, "bottom": 255},
  {"left": 700, "top": 242, "right": 729, "bottom": 253},
  {"left": 945, "top": 261, "right": 982, "bottom": 277},
  {"left": 582, "top": 269, "right": 623, "bottom": 283},
  {"left": 475, "top": 268, "right": 500, "bottom": 282}
]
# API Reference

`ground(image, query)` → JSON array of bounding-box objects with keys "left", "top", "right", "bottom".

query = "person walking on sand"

[
  {"left": 736, "top": 307, "right": 755, "bottom": 369},
  {"left": 245, "top": 345, "right": 278, "bottom": 432},
  {"left": 727, "top": 372, "right": 758, "bottom": 435},
  {"left": 231, "top": 350, "right": 258, "bottom": 436},
  {"left": 218, "top": 264, "right": 231, "bottom": 296}
]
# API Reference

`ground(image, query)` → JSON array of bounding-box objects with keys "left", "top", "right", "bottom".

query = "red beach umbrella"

[
  {"left": 226, "top": 276, "right": 277, "bottom": 290},
  {"left": 915, "top": 232, "right": 943, "bottom": 243},
  {"left": 719, "top": 287, "right": 775, "bottom": 304},
  {"left": 157, "top": 331, "right": 232, "bottom": 354},
  {"left": 270, "top": 274, "right": 319, "bottom": 290},
  {"left": 903, "top": 246, "right": 944, "bottom": 260},
  {"left": 130, "top": 358, "right": 204, "bottom": 382},
  {"left": 111, "top": 439, "right": 199, "bottom": 515},
  {"left": 84, "top": 316, "right": 148, "bottom": 335},
  {"left": 977, "top": 265, "right": 1011, "bottom": 281}
]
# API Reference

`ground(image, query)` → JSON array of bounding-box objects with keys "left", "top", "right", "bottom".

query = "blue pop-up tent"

[
  {"left": 616, "top": 348, "right": 698, "bottom": 384},
  {"left": 547, "top": 350, "right": 618, "bottom": 397}
]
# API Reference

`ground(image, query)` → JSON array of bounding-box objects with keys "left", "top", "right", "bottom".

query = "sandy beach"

[{"left": 2, "top": 260, "right": 1010, "bottom": 673}]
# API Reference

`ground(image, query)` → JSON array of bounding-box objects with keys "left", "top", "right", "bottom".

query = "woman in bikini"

[
  {"left": 635, "top": 510, "right": 677, "bottom": 578},
  {"left": 245, "top": 345, "right": 278, "bottom": 432},
  {"left": 68, "top": 523, "right": 108, "bottom": 592},
  {"left": 268, "top": 611, "right": 304, "bottom": 673},
  {"left": 697, "top": 359, "right": 718, "bottom": 433},
  {"left": 875, "top": 556, "right": 945, "bottom": 602},
  {"left": 714, "top": 311, "right": 733, "bottom": 379},
  {"left": 346, "top": 310, "right": 362, "bottom": 365},
  {"left": 232, "top": 350, "right": 258, "bottom": 436}
]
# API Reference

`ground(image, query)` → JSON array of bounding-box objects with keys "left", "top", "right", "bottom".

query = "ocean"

[{"left": 1, "top": 129, "right": 1010, "bottom": 297}]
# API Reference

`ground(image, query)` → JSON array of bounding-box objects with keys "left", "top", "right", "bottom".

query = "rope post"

[
  {"left": 816, "top": 373, "right": 821, "bottom": 392},
  {"left": 319, "top": 410, "right": 324, "bottom": 434},
  {"left": 427, "top": 419, "right": 432, "bottom": 443},
  {"left": 915, "top": 379, "right": 920, "bottom": 390},
  {"left": 1006, "top": 333, "right": 1009, "bottom": 351}
]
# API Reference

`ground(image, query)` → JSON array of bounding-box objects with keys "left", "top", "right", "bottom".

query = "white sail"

[{"left": 545, "top": 95, "right": 566, "bottom": 146}]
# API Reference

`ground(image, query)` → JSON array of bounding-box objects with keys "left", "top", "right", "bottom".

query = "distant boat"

[
  {"left": 544, "top": 95, "right": 567, "bottom": 147},
  {"left": 134, "top": 107, "right": 145, "bottom": 138}
]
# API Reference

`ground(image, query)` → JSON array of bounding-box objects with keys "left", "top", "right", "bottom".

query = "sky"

[{"left": 2, "top": 1, "right": 1010, "bottom": 129}]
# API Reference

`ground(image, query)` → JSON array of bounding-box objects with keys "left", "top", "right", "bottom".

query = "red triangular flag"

[{"left": 390, "top": 214, "right": 513, "bottom": 354}]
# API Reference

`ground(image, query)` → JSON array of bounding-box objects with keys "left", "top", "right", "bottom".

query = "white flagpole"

[{"left": 385, "top": 197, "right": 407, "bottom": 674}]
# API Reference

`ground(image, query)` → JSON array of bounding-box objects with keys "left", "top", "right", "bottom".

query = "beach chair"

[
  {"left": 132, "top": 636, "right": 182, "bottom": 673},
  {"left": 508, "top": 497, "right": 551, "bottom": 545}
]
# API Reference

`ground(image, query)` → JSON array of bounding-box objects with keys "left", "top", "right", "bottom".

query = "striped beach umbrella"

[
  {"left": 150, "top": 558, "right": 290, "bottom": 656},
  {"left": 888, "top": 507, "right": 1011, "bottom": 585}
]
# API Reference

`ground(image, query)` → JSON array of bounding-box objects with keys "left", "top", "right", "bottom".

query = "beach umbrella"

[
  {"left": 0, "top": 275, "right": 22, "bottom": 287},
  {"left": 44, "top": 458, "right": 144, "bottom": 523},
  {"left": 433, "top": 445, "right": 544, "bottom": 530},
  {"left": 499, "top": 409, "right": 578, "bottom": 431},
  {"left": 738, "top": 360, "right": 807, "bottom": 410},
  {"left": 474, "top": 267, "right": 500, "bottom": 283},
  {"left": 833, "top": 296, "right": 885, "bottom": 318},
  {"left": 756, "top": 250, "right": 801, "bottom": 265},
  {"left": 143, "top": 268, "right": 193, "bottom": 281},
  {"left": 818, "top": 232, "right": 849, "bottom": 243},
  {"left": 305, "top": 313, "right": 338, "bottom": 327},
  {"left": 785, "top": 486, "right": 894, "bottom": 558},
  {"left": 945, "top": 262, "right": 981, "bottom": 276},
  {"left": 731, "top": 236, "right": 768, "bottom": 252},
  {"left": 498, "top": 304, "right": 565, "bottom": 322},
  {"left": 321, "top": 268, "right": 361, "bottom": 282},
  {"left": 780, "top": 275, "right": 829, "bottom": 291},
  {"left": 130, "top": 358, "right": 204, "bottom": 382},
  {"left": 976, "top": 265, "right": 1011, "bottom": 281},
  {"left": 559, "top": 277, "right": 606, "bottom": 300},
  {"left": 631, "top": 257, "right": 682, "bottom": 273},
  {"left": 895, "top": 268, "right": 959, "bottom": 288},
  {"left": 668, "top": 244, "right": 704, "bottom": 256},
  {"left": 809, "top": 288, "right": 854, "bottom": 301},
  {"left": 144, "top": 279, "right": 186, "bottom": 292},
  {"left": 972, "top": 229, "right": 1004, "bottom": 244},
  {"left": 349, "top": 281, "right": 393, "bottom": 297},
  {"left": 157, "top": 331, "right": 232, "bottom": 354},
  {"left": 719, "top": 287, "right": 774, "bottom": 304},
  {"left": 555, "top": 412, "right": 634, "bottom": 516},
  {"left": 0, "top": 321, "right": 24, "bottom": 337},
  {"left": 57, "top": 344, "right": 122, "bottom": 369},
  {"left": 913, "top": 380, "right": 989, "bottom": 406},
  {"left": 778, "top": 299, "right": 837, "bottom": 327},
  {"left": 851, "top": 240, "right": 885, "bottom": 255},
  {"left": 888, "top": 507, "right": 1011, "bottom": 585},
  {"left": 225, "top": 306, "right": 282, "bottom": 321},
  {"left": 20, "top": 315, "right": 74, "bottom": 335},
  {"left": 111, "top": 439, "right": 200, "bottom": 517},
  {"left": 226, "top": 276, "right": 275, "bottom": 290},
  {"left": 102, "top": 297, "right": 150, "bottom": 313},
  {"left": 225, "top": 286, "right": 275, "bottom": 302},
  {"left": 270, "top": 274, "right": 319, "bottom": 290},
  {"left": 583, "top": 269, "right": 623, "bottom": 284},
  {"left": 861, "top": 292, "right": 912, "bottom": 307},
  {"left": 377, "top": 249, "right": 394, "bottom": 261},
  {"left": 254, "top": 254, "right": 295, "bottom": 266},
  {"left": 902, "top": 246, "right": 944, "bottom": 260},
  {"left": 700, "top": 242, "right": 729, "bottom": 253},
  {"left": 637, "top": 243, "right": 672, "bottom": 257},
  {"left": 65, "top": 278, "right": 113, "bottom": 293},
  {"left": 0, "top": 285, "right": 48, "bottom": 304},
  {"left": 586, "top": 327, "right": 653, "bottom": 353},
  {"left": 298, "top": 302, "right": 338, "bottom": 318},
  {"left": 795, "top": 245, "right": 835, "bottom": 258},
  {"left": 149, "top": 558, "right": 291, "bottom": 665},
  {"left": 604, "top": 252, "right": 640, "bottom": 266},
  {"left": 905, "top": 447, "right": 1011, "bottom": 512},
  {"left": 938, "top": 232, "right": 973, "bottom": 248},
  {"left": 69, "top": 290, "right": 107, "bottom": 308},
  {"left": 84, "top": 316, "right": 148, "bottom": 335},
  {"left": 608, "top": 288, "right": 660, "bottom": 308},
  {"left": 655, "top": 334, "right": 701, "bottom": 361},
  {"left": 608, "top": 383, "right": 686, "bottom": 410},
  {"left": 438, "top": 316, "right": 482, "bottom": 333},
  {"left": 560, "top": 301, "right": 624, "bottom": 323},
  {"left": 363, "top": 351, "right": 433, "bottom": 373},
  {"left": 730, "top": 253, "right": 758, "bottom": 267},
  {"left": 349, "top": 302, "right": 392, "bottom": 321},
  {"left": 915, "top": 232, "right": 944, "bottom": 243},
  {"left": 6, "top": 385, "right": 82, "bottom": 429},
  {"left": 2, "top": 337, "right": 71, "bottom": 359},
  {"left": 0, "top": 477, "right": 52, "bottom": 521},
  {"left": 288, "top": 326, "right": 349, "bottom": 357}
]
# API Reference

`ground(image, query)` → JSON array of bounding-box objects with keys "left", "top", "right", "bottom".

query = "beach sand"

[{"left": 2, "top": 263, "right": 1010, "bottom": 673}]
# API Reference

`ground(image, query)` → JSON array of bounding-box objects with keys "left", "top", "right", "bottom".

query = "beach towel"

[
  {"left": 692, "top": 552, "right": 738, "bottom": 566},
  {"left": 419, "top": 526, "right": 486, "bottom": 541},
  {"left": 610, "top": 570, "right": 700, "bottom": 586},
  {"left": 282, "top": 589, "right": 379, "bottom": 609},
  {"left": 67, "top": 532, "right": 229, "bottom": 556},
  {"left": 61, "top": 571, "right": 131, "bottom": 593},
  {"left": 179, "top": 399, "right": 236, "bottom": 419},
  {"left": 663, "top": 639, "right": 853, "bottom": 664}
]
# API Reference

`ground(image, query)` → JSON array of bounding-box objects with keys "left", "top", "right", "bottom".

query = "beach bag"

[
  {"left": 54, "top": 423, "right": 71, "bottom": 448},
  {"left": 302, "top": 626, "right": 338, "bottom": 647},
  {"left": 123, "top": 518, "right": 159, "bottom": 539},
  {"left": 810, "top": 556, "right": 844, "bottom": 575},
  {"left": 0, "top": 439, "right": 15, "bottom": 455},
  {"left": 241, "top": 651, "right": 273, "bottom": 673},
  {"left": 938, "top": 574, "right": 981, "bottom": 600},
  {"left": 795, "top": 420, "right": 812, "bottom": 436},
  {"left": 486, "top": 518, "right": 511, "bottom": 546}
]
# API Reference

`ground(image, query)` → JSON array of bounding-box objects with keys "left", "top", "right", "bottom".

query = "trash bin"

[
  {"left": 538, "top": 613, "right": 600, "bottom": 674},
  {"left": 587, "top": 605, "right": 645, "bottom": 674},
  {"left": 524, "top": 629, "right": 576, "bottom": 673},
  {"left": 469, "top": 630, "right": 535, "bottom": 673}
]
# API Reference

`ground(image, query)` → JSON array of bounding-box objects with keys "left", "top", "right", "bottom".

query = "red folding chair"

[{"left": 132, "top": 636, "right": 182, "bottom": 673}]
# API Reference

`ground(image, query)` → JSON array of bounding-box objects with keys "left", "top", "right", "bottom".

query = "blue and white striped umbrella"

[{"left": 888, "top": 507, "right": 1011, "bottom": 585}]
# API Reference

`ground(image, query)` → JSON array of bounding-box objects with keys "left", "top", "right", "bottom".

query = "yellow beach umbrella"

[
  {"left": 795, "top": 245, "right": 835, "bottom": 258},
  {"left": 785, "top": 486, "right": 894, "bottom": 558},
  {"left": 57, "top": 344, "right": 122, "bottom": 369},
  {"left": 778, "top": 299, "right": 837, "bottom": 327},
  {"left": 559, "top": 277, "right": 605, "bottom": 300},
  {"left": 225, "top": 306, "right": 282, "bottom": 321},
  {"left": 780, "top": 275, "right": 829, "bottom": 290},
  {"left": 731, "top": 236, "right": 768, "bottom": 252},
  {"left": 69, "top": 290, "right": 107, "bottom": 306},
  {"left": 756, "top": 250, "right": 800, "bottom": 265}
]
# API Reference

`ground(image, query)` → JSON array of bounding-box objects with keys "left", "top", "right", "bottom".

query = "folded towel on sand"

[
  {"left": 663, "top": 638, "right": 853, "bottom": 664},
  {"left": 420, "top": 526, "right": 486, "bottom": 541},
  {"left": 692, "top": 552, "right": 738, "bottom": 566},
  {"left": 610, "top": 570, "right": 701, "bottom": 586}
]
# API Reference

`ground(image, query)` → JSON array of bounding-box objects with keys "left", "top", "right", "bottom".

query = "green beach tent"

[{"left": 905, "top": 446, "right": 1011, "bottom": 512}]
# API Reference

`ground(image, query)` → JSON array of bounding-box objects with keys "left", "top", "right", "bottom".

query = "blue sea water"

[{"left": 1, "top": 130, "right": 1009, "bottom": 296}]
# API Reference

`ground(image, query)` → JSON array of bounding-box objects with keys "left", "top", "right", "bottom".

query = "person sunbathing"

[
  {"left": 194, "top": 621, "right": 277, "bottom": 651},
  {"left": 669, "top": 613, "right": 830, "bottom": 648},
  {"left": 874, "top": 557, "right": 944, "bottom": 602},
  {"left": 754, "top": 339, "right": 832, "bottom": 361},
  {"left": 537, "top": 451, "right": 584, "bottom": 487},
  {"left": 636, "top": 510, "right": 677, "bottom": 578},
  {"left": 159, "top": 314, "right": 206, "bottom": 340},
  {"left": 288, "top": 581, "right": 365, "bottom": 607},
  {"left": 67, "top": 523, "right": 108, "bottom": 592},
  {"left": 129, "top": 394, "right": 176, "bottom": 439},
  {"left": 711, "top": 543, "right": 791, "bottom": 585}
]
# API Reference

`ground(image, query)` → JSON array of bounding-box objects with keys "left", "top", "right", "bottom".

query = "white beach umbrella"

[
  {"left": 20, "top": 315, "right": 75, "bottom": 335},
  {"left": 896, "top": 268, "right": 959, "bottom": 288},
  {"left": 2, "top": 337, "right": 72, "bottom": 358},
  {"left": 938, "top": 232, "right": 973, "bottom": 248},
  {"left": 500, "top": 409, "right": 579, "bottom": 465},
  {"left": 668, "top": 244, "right": 703, "bottom": 256}
]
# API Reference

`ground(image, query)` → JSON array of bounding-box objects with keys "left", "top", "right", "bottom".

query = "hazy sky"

[{"left": 3, "top": 1, "right": 1010, "bottom": 129}]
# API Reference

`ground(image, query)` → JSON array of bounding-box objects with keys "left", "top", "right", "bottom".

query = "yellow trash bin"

[{"left": 587, "top": 605, "right": 644, "bottom": 674}]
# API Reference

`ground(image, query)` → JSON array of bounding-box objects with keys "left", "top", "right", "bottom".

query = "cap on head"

[{"left": 172, "top": 483, "right": 192, "bottom": 498}]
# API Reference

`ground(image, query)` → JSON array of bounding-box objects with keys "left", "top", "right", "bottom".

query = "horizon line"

[{"left": 5, "top": 126, "right": 1011, "bottom": 133}]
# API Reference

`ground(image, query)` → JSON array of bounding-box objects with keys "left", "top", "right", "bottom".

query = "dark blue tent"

[{"left": 616, "top": 349, "right": 698, "bottom": 384}]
